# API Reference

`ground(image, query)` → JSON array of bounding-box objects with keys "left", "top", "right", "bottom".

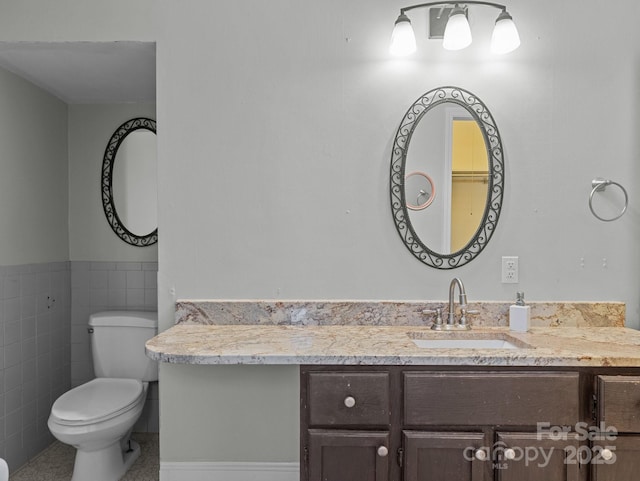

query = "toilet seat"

[{"left": 50, "top": 378, "right": 144, "bottom": 426}]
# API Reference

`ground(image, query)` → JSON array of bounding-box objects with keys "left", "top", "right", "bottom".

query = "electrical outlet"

[{"left": 501, "top": 256, "right": 519, "bottom": 283}]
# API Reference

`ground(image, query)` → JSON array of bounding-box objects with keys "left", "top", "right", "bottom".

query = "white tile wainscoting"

[{"left": 0, "top": 262, "right": 71, "bottom": 471}]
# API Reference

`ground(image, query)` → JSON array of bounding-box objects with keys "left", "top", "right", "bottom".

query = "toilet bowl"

[
  {"left": 48, "top": 311, "right": 158, "bottom": 481},
  {"left": 0, "top": 458, "right": 8, "bottom": 481},
  {"left": 48, "top": 378, "right": 148, "bottom": 481}
]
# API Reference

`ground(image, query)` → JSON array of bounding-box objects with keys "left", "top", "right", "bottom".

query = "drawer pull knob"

[
  {"left": 504, "top": 448, "right": 516, "bottom": 460},
  {"left": 601, "top": 448, "right": 614, "bottom": 461},
  {"left": 344, "top": 396, "right": 356, "bottom": 408},
  {"left": 474, "top": 449, "right": 487, "bottom": 461},
  {"left": 377, "top": 446, "right": 388, "bottom": 457}
]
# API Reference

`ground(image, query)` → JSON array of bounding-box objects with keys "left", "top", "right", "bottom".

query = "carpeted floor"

[{"left": 8, "top": 433, "right": 159, "bottom": 481}]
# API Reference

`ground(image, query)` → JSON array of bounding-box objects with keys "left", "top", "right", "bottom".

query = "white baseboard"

[{"left": 160, "top": 461, "right": 300, "bottom": 481}]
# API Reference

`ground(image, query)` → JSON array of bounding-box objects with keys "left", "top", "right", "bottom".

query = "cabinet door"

[
  {"left": 308, "top": 429, "right": 390, "bottom": 481},
  {"left": 403, "top": 431, "right": 487, "bottom": 481},
  {"left": 597, "top": 375, "right": 640, "bottom": 431},
  {"left": 592, "top": 436, "right": 640, "bottom": 480},
  {"left": 496, "top": 432, "right": 583, "bottom": 481}
]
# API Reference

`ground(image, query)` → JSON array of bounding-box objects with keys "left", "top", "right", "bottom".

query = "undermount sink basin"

[
  {"left": 408, "top": 332, "right": 533, "bottom": 350},
  {"left": 411, "top": 338, "right": 520, "bottom": 349}
]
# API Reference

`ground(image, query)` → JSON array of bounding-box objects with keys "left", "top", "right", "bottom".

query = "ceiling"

[{"left": 0, "top": 42, "right": 156, "bottom": 104}]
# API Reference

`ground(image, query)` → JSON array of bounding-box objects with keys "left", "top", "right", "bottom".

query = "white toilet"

[{"left": 48, "top": 311, "right": 158, "bottom": 481}]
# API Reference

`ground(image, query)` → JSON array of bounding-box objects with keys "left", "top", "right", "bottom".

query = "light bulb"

[
  {"left": 491, "top": 10, "right": 520, "bottom": 54},
  {"left": 443, "top": 6, "right": 472, "bottom": 51},
  {"left": 390, "top": 13, "right": 416, "bottom": 56}
]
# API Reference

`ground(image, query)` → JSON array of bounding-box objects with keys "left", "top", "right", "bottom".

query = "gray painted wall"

[{"left": 0, "top": 67, "right": 68, "bottom": 265}]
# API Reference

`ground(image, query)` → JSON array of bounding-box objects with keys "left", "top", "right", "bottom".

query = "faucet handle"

[
  {"left": 423, "top": 308, "right": 444, "bottom": 330},
  {"left": 457, "top": 308, "right": 479, "bottom": 330}
]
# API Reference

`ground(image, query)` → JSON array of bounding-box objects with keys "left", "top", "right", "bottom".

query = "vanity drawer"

[
  {"left": 307, "top": 372, "right": 390, "bottom": 426},
  {"left": 597, "top": 376, "right": 640, "bottom": 432},
  {"left": 404, "top": 371, "right": 580, "bottom": 426}
]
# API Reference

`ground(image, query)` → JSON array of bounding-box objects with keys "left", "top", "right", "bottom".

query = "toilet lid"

[{"left": 51, "top": 378, "right": 144, "bottom": 426}]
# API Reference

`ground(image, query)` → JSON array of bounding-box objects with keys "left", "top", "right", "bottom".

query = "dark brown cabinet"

[
  {"left": 495, "top": 432, "right": 583, "bottom": 481},
  {"left": 302, "top": 370, "right": 392, "bottom": 481},
  {"left": 402, "top": 431, "right": 487, "bottom": 481},
  {"left": 401, "top": 371, "right": 580, "bottom": 481},
  {"left": 308, "top": 430, "right": 390, "bottom": 481},
  {"left": 591, "top": 436, "right": 640, "bottom": 480},
  {"left": 301, "top": 367, "right": 640, "bottom": 481},
  {"left": 596, "top": 375, "right": 640, "bottom": 431},
  {"left": 593, "top": 376, "right": 640, "bottom": 481}
]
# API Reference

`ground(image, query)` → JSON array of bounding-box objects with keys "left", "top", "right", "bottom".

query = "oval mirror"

[
  {"left": 101, "top": 117, "right": 158, "bottom": 246},
  {"left": 390, "top": 86, "right": 504, "bottom": 269}
]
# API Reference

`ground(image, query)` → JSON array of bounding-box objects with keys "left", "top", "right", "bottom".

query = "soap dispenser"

[{"left": 509, "top": 292, "right": 530, "bottom": 332}]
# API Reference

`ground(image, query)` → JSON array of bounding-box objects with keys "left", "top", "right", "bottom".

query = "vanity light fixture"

[
  {"left": 442, "top": 4, "right": 472, "bottom": 50},
  {"left": 390, "top": 13, "right": 417, "bottom": 56},
  {"left": 390, "top": 1, "right": 520, "bottom": 56}
]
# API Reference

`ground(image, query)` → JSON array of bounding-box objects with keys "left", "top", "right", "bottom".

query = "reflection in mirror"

[
  {"left": 390, "top": 86, "right": 504, "bottom": 269},
  {"left": 112, "top": 130, "right": 158, "bottom": 236},
  {"left": 405, "top": 171, "right": 436, "bottom": 211},
  {"left": 406, "top": 105, "right": 489, "bottom": 254},
  {"left": 101, "top": 117, "right": 158, "bottom": 247},
  {"left": 450, "top": 118, "right": 489, "bottom": 252}
]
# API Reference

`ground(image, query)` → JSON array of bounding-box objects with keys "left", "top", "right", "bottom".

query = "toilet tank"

[{"left": 89, "top": 311, "right": 158, "bottom": 381}]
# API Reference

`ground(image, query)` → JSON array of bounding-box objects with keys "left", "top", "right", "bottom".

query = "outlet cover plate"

[{"left": 501, "top": 256, "right": 519, "bottom": 283}]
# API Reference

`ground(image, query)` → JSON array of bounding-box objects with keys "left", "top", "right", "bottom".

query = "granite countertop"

[{"left": 145, "top": 324, "right": 640, "bottom": 367}]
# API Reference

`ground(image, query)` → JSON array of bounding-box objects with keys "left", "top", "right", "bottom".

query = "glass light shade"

[
  {"left": 491, "top": 11, "right": 520, "bottom": 54},
  {"left": 442, "top": 7, "right": 472, "bottom": 50},
  {"left": 390, "top": 14, "right": 416, "bottom": 56}
]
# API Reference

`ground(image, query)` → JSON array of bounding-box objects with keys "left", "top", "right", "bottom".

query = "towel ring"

[{"left": 589, "top": 178, "right": 628, "bottom": 222}]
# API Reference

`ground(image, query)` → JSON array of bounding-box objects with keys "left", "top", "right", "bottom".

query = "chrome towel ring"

[{"left": 589, "top": 178, "right": 628, "bottom": 222}]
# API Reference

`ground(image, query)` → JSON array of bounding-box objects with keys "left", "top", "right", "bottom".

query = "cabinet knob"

[
  {"left": 601, "top": 448, "right": 614, "bottom": 461},
  {"left": 344, "top": 396, "right": 356, "bottom": 408},
  {"left": 474, "top": 449, "right": 487, "bottom": 461},
  {"left": 377, "top": 446, "right": 389, "bottom": 457},
  {"left": 504, "top": 448, "right": 516, "bottom": 460}
]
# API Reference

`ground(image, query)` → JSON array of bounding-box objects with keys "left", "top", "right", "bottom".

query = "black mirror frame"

[
  {"left": 101, "top": 117, "right": 158, "bottom": 247},
  {"left": 390, "top": 86, "right": 504, "bottom": 269}
]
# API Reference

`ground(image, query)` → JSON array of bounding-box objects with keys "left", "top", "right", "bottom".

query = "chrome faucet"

[
  {"left": 424, "top": 278, "right": 478, "bottom": 330},
  {"left": 448, "top": 277, "right": 467, "bottom": 327}
]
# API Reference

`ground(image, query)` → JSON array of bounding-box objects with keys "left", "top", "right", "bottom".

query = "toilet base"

[{"left": 71, "top": 439, "right": 140, "bottom": 481}]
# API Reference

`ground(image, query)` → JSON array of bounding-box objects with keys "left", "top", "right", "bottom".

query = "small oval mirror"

[
  {"left": 390, "top": 87, "right": 504, "bottom": 269},
  {"left": 101, "top": 118, "right": 158, "bottom": 246}
]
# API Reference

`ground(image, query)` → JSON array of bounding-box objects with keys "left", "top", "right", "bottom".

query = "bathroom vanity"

[
  {"left": 146, "top": 300, "right": 640, "bottom": 481},
  {"left": 300, "top": 365, "right": 640, "bottom": 481}
]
